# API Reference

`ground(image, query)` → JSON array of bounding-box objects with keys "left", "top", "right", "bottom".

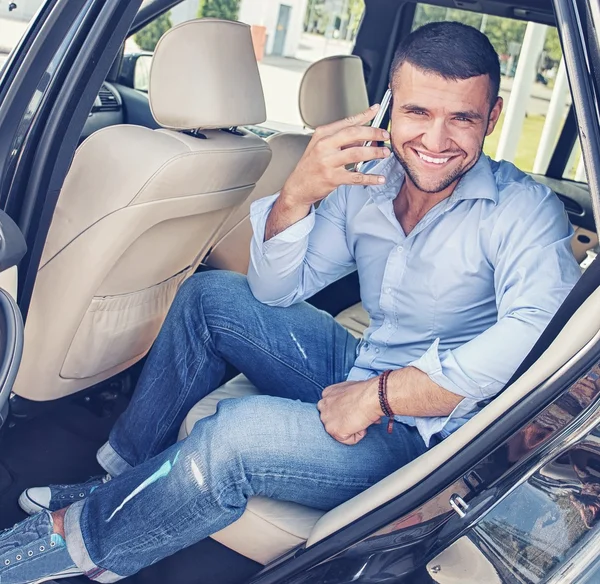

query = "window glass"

[
  {"left": 0, "top": 0, "right": 48, "bottom": 72},
  {"left": 413, "top": 4, "right": 580, "bottom": 181},
  {"left": 125, "top": 0, "right": 365, "bottom": 130},
  {"left": 563, "top": 139, "right": 587, "bottom": 182}
]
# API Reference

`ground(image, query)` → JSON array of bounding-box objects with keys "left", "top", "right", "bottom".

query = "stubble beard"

[{"left": 391, "top": 141, "right": 483, "bottom": 195}]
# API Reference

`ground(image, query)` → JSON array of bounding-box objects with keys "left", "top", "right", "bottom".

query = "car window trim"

[
  {"left": 546, "top": 105, "right": 579, "bottom": 178},
  {"left": 554, "top": 0, "right": 600, "bottom": 230}
]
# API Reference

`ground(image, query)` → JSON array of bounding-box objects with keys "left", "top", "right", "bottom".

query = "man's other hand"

[
  {"left": 280, "top": 105, "right": 392, "bottom": 208},
  {"left": 317, "top": 378, "right": 382, "bottom": 445}
]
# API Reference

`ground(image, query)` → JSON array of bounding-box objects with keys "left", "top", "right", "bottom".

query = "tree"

[
  {"left": 412, "top": 5, "right": 482, "bottom": 31},
  {"left": 484, "top": 16, "right": 526, "bottom": 56},
  {"left": 411, "top": 6, "right": 528, "bottom": 57},
  {"left": 544, "top": 27, "right": 562, "bottom": 62},
  {"left": 347, "top": 0, "right": 365, "bottom": 40},
  {"left": 134, "top": 12, "right": 172, "bottom": 52},
  {"left": 197, "top": 0, "right": 240, "bottom": 21}
]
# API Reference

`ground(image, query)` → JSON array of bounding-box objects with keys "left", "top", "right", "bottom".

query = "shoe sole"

[
  {"left": 18, "top": 490, "right": 49, "bottom": 516},
  {"left": 33, "top": 567, "right": 83, "bottom": 583}
]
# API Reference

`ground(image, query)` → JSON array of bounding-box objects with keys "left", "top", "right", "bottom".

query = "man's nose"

[{"left": 420, "top": 119, "right": 451, "bottom": 153}]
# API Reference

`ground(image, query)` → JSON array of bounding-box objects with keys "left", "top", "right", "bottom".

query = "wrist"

[
  {"left": 363, "top": 376, "right": 385, "bottom": 421},
  {"left": 279, "top": 183, "right": 307, "bottom": 209}
]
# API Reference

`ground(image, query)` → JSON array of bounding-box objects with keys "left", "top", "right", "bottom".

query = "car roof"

[{"left": 421, "top": 0, "right": 555, "bottom": 25}]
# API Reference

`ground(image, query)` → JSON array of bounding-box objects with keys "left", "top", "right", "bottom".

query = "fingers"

[
  {"left": 339, "top": 170, "right": 386, "bottom": 187},
  {"left": 333, "top": 145, "right": 391, "bottom": 167},
  {"left": 340, "top": 140, "right": 366, "bottom": 151},
  {"left": 320, "top": 104, "right": 381, "bottom": 136},
  {"left": 335, "top": 430, "right": 367, "bottom": 445},
  {"left": 326, "top": 125, "right": 390, "bottom": 150}
]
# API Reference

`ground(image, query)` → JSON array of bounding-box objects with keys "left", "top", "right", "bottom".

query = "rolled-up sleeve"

[
  {"left": 247, "top": 188, "right": 356, "bottom": 306},
  {"left": 406, "top": 184, "right": 581, "bottom": 439}
]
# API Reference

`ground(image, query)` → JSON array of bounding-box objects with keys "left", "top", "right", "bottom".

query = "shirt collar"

[{"left": 365, "top": 153, "right": 498, "bottom": 205}]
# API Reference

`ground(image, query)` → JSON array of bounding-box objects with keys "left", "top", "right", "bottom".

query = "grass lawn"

[{"left": 483, "top": 112, "right": 546, "bottom": 172}]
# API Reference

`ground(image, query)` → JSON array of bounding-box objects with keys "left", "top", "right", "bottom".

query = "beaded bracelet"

[{"left": 378, "top": 369, "right": 395, "bottom": 434}]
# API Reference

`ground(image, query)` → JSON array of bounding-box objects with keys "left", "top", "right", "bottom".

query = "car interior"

[{"left": 1, "top": 0, "right": 599, "bottom": 583}]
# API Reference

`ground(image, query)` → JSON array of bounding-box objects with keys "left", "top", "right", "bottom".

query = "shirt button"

[
  {"left": 387, "top": 323, "right": 392, "bottom": 329},
  {"left": 385, "top": 287, "right": 391, "bottom": 293},
  {"left": 375, "top": 348, "right": 380, "bottom": 353},
  {"left": 397, "top": 246, "right": 404, "bottom": 253}
]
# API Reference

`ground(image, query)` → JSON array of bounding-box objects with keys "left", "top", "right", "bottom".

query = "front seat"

[
  {"left": 204, "top": 54, "right": 370, "bottom": 274},
  {"left": 13, "top": 19, "right": 272, "bottom": 402}
]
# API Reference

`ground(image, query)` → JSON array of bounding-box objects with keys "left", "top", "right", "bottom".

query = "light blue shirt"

[{"left": 247, "top": 154, "right": 581, "bottom": 446}]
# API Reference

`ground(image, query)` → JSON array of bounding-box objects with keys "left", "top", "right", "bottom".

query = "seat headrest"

[
  {"left": 299, "top": 55, "right": 369, "bottom": 129},
  {"left": 149, "top": 19, "right": 267, "bottom": 130}
]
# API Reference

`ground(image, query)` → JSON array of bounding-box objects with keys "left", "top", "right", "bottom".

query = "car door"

[{"left": 0, "top": 210, "right": 26, "bottom": 430}]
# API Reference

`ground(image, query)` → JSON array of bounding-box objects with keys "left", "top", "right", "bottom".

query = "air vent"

[{"left": 96, "top": 85, "right": 119, "bottom": 112}]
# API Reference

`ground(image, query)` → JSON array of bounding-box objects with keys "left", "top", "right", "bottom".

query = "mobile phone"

[{"left": 355, "top": 88, "right": 392, "bottom": 173}]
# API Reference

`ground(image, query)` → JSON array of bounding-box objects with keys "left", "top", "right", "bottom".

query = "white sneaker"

[{"left": 18, "top": 474, "right": 111, "bottom": 515}]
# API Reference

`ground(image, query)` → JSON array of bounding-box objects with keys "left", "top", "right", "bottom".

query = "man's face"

[{"left": 389, "top": 63, "right": 503, "bottom": 194}]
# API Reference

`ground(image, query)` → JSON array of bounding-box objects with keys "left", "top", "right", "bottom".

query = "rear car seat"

[
  {"left": 177, "top": 303, "right": 370, "bottom": 564},
  {"left": 180, "top": 49, "right": 600, "bottom": 567},
  {"left": 179, "top": 264, "right": 600, "bottom": 565},
  {"left": 204, "top": 54, "right": 369, "bottom": 274}
]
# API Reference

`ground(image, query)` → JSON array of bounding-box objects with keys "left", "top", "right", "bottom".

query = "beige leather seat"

[
  {"left": 13, "top": 19, "right": 272, "bottom": 402},
  {"left": 205, "top": 54, "right": 369, "bottom": 274},
  {"left": 178, "top": 303, "right": 369, "bottom": 564},
  {"left": 180, "top": 284, "right": 600, "bottom": 564}
]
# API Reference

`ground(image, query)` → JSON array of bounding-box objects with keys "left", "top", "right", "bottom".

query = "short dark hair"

[{"left": 390, "top": 21, "right": 501, "bottom": 107}]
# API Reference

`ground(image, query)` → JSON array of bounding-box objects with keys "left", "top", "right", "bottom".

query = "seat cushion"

[
  {"left": 178, "top": 375, "right": 325, "bottom": 564},
  {"left": 334, "top": 303, "right": 370, "bottom": 338},
  {"left": 178, "top": 374, "right": 261, "bottom": 441},
  {"left": 179, "top": 302, "right": 369, "bottom": 564}
]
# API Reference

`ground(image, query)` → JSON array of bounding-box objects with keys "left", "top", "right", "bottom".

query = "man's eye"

[
  {"left": 454, "top": 117, "right": 471, "bottom": 123},
  {"left": 410, "top": 110, "right": 426, "bottom": 116}
]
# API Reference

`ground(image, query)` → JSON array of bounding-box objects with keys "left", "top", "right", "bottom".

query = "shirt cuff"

[
  {"left": 408, "top": 338, "right": 488, "bottom": 400},
  {"left": 406, "top": 339, "right": 486, "bottom": 443},
  {"left": 249, "top": 193, "right": 316, "bottom": 256}
]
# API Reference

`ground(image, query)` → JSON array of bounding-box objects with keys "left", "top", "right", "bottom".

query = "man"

[{"left": 0, "top": 21, "right": 581, "bottom": 583}]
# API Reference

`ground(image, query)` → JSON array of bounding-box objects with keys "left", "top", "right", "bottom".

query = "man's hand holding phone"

[
  {"left": 282, "top": 104, "right": 391, "bottom": 206},
  {"left": 264, "top": 104, "right": 391, "bottom": 241}
]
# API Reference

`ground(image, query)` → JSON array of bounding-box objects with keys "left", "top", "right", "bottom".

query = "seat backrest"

[
  {"left": 13, "top": 19, "right": 272, "bottom": 401},
  {"left": 205, "top": 54, "right": 369, "bottom": 274}
]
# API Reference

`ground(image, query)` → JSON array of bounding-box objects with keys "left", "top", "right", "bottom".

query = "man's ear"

[{"left": 486, "top": 96, "right": 503, "bottom": 136}]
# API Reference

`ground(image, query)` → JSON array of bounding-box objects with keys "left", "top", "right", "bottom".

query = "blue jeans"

[{"left": 63, "top": 271, "right": 429, "bottom": 582}]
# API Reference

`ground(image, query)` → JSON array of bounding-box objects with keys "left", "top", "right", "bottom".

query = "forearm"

[
  {"left": 247, "top": 195, "right": 310, "bottom": 306},
  {"left": 375, "top": 367, "right": 463, "bottom": 418},
  {"left": 264, "top": 190, "right": 312, "bottom": 241}
]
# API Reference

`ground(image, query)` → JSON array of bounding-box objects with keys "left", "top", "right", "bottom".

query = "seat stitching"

[{"left": 224, "top": 505, "right": 317, "bottom": 540}]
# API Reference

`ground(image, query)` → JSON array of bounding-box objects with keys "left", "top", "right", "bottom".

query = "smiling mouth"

[{"left": 413, "top": 149, "right": 458, "bottom": 166}]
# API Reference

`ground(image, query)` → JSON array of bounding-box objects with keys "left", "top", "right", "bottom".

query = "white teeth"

[{"left": 417, "top": 152, "right": 450, "bottom": 165}]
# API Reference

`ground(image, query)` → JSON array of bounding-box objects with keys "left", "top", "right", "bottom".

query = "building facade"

[{"left": 239, "top": 0, "right": 308, "bottom": 58}]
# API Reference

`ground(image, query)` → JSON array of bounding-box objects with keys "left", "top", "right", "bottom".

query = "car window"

[
  {"left": 563, "top": 138, "right": 587, "bottom": 182},
  {"left": 413, "top": 3, "right": 584, "bottom": 183},
  {"left": 125, "top": 0, "right": 365, "bottom": 131},
  {"left": 0, "top": 0, "right": 48, "bottom": 72}
]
